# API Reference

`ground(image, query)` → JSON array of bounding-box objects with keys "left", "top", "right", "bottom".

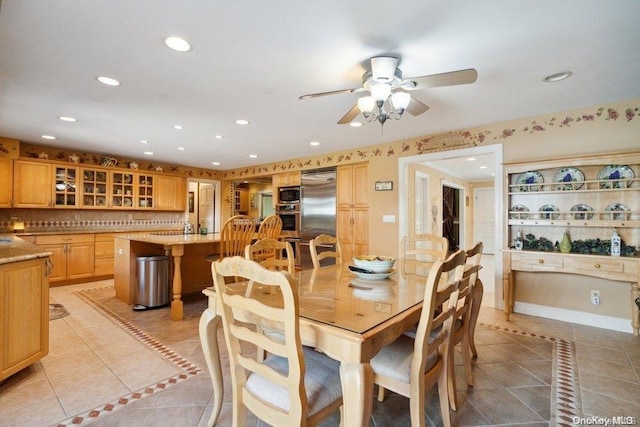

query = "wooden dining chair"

[
  {"left": 211, "top": 256, "right": 343, "bottom": 426},
  {"left": 309, "top": 234, "right": 342, "bottom": 269},
  {"left": 400, "top": 233, "right": 449, "bottom": 279},
  {"left": 256, "top": 214, "right": 283, "bottom": 240},
  {"left": 206, "top": 215, "right": 255, "bottom": 262},
  {"left": 372, "top": 250, "right": 466, "bottom": 427},
  {"left": 245, "top": 238, "right": 295, "bottom": 276},
  {"left": 446, "top": 241, "right": 484, "bottom": 409}
]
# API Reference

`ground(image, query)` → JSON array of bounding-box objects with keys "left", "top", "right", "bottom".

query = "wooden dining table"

[{"left": 199, "top": 263, "right": 432, "bottom": 427}]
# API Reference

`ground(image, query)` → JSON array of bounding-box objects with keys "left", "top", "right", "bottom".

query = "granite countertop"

[
  {"left": 0, "top": 234, "right": 52, "bottom": 265},
  {"left": 116, "top": 232, "right": 223, "bottom": 245}
]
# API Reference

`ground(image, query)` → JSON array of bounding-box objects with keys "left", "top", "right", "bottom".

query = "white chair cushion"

[
  {"left": 370, "top": 335, "right": 438, "bottom": 383},
  {"left": 246, "top": 347, "right": 342, "bottom": 416}
]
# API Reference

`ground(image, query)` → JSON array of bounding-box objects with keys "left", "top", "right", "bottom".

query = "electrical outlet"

[{"left": 591, "top": 290, "right": 600, "bottom": 305}]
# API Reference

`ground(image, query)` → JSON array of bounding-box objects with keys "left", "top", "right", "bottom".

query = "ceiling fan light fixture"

[
  {"left": 391, "top": 92, "right": 410, "bottom": 113},
  {"left": 357, "top": 96, "right": 375, "bottom": 116},
  {"left": 371, "top": 56, "right": 398, "bottom": 81},
  {"left": 371, "top": 83, "right": 391, "bottom": 104}
]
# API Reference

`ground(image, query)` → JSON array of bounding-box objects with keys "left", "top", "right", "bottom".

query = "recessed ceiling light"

[
  {"left": 58, "top": 116, "right": 76, "bottom": 122},
  {"left": 96, "top": 76, "right": 120, "bottom": 86},
  {"left": 466, "top": 157, "right": 476, "bottom": 162},
  {"left": 178, "top": 147, "right": 185, "bottom": 151},
  {"left": 143, "top": 151, "right": 154, "bottom": 156},
  {"left": 350, "top": 122, "right": 363, "bottom": 127},
  {"left": 235, "top": 119, "right": 250, "bottom": 125},
  {"left": 140, "top": 139, "right": 149, "bottom": 144},
  {"left": 543, "top": 71, "right": 573, "bottom": 82},
  {"left": 174, "top": 125, "right": 183, "bottom": 130},
  {"left": 310, "top": 141, "right": 320, "bottom": 146},
  {"left": 163, "top": 36, "right": 192, "bottom": 52},
  {"left": 212, "top": 161, "right": 220, "bottom": 166},
  {"left": 214, "top": 135, "right": 224, "bottom": 139},
  {"left": 479, "top": 165, "right": 488, "bottom": 169},
  {"left": 41, "top": 135, "right": 56, "bottom": 140},
  {"left": 248, "top": 154, "right": 258, "bottom": 159}
]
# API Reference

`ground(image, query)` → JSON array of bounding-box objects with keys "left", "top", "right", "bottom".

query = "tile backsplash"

[{"left": 1, "top": 209, "right": 184, "bottom": 234}]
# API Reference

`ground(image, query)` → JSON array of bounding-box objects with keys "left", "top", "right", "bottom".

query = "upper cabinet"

[
  {"left": 155, "top": 174, "right": 187, "bottom": 211},
  {"left": 272, "top": 171, "right": 300, "bottom": 188},
  {"left": 505, "top": 152, "right": 639, "bottom": 251},
  {"left": 13, "top": 160, "right": 52, "bottom": 208},
  {"left": 8, "top": 158, "right": 187, "bottom": 211},
  {"left": 0, "top": 157, "right": 13, "bottom": 208},
  {"left": 337, "top": 162, "right": 368, "bottom": 208}
]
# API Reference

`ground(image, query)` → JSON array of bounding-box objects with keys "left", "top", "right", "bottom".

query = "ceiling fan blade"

[
  {"left": 338, "top": 104, "right": 361, "bottom": 124},
  {"left": 406, "top": 97, "right": 429, "bottom": 116},
  {"left": 402, "top": 68, "right": 478, "bottom": 90},
  {"left": 299, "top": 87, "right": 363, "bottom": 100}
]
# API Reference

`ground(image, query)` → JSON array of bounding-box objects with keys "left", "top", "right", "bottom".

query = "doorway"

[
  {"left": 398, "top": 144, "right": 503, "bottom": 308},
  {"left": 442, "top": 183, "right": 463, "bottom": 252},
  {"left": 187, "top": 178, "right": 221, "bottom": 233}
]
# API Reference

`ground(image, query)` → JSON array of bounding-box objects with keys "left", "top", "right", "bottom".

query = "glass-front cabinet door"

[
  {"left": 80, "top": 168, "right": 108, "bottom": 208},
  {"left": 111, "top": 171, "right": 134, "bottom": 209},
  {"left": 53, "top": 165, "right": 78, "bottom": 208},
  {"left": 137, "top": 174, "right": 154, "bottom": 209}
]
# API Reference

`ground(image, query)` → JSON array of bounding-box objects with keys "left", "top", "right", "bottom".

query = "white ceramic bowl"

[{"left": 352, "top": 255, "right": 396, "bottom": 273}]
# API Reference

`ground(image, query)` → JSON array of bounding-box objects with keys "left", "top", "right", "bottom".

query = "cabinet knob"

[
  {"left": 538, "top": 259, "right": 544, "bottom": 264},
  {"left": 594, "top": 263, "right": 601, "bottom": 268}
]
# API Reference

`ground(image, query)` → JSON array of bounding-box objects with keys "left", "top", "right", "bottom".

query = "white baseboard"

[{"left": 513, "top": 302, "right": 634, "bottom": 334}]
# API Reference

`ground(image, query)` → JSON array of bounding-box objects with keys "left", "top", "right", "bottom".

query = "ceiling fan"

[{"left": 299, "top": 56, "right": 477, "bottom": 126}]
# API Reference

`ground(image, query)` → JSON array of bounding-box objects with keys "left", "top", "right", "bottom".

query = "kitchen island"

[
  {"left": 0, "top": 235, "right": 52, "bottom": 381},
  {"left": 114, "top": 232, "right": 221, "bottom": 320}
]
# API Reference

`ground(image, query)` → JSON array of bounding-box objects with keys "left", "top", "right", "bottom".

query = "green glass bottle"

[{"left": 559, "top": 231, "right": 572, "bottom": 253}]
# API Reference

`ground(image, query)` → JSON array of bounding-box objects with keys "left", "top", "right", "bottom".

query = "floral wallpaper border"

[
  {"left": 220, "top": 103, "right": 640, "bottom": 180},
  {"left": 8, "top": 102, "right": 638, "bottom": 182}
]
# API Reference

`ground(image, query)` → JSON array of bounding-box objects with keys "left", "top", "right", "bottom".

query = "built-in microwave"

[{"left": 278, "top": 186, "right": 300, "bottom": 203}]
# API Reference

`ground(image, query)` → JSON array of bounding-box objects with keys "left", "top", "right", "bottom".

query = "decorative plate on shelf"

[
  {"left": 553, "top": 167, "right": 585, "bottom": 191},
  {"left": 597, "top": 165, "right": 634, "bottom": 189},
  {"left": 123, "top": 198, "right": 132, "bottom": 207},
  {"left": 509, "top": 205, "right": 530, "bottom": 220},
  {"left": 538, "top": 204, "right": 560, "bottom": 220},
  {"left": 516, "top": 171, "right": 544, "bottom": 192},
  {"left": 570, "top": 204, "right": 594, "bottom": 220},
  {"left": 605, "top": 203, "right": 631, "bottom": 221},
  {"left": 83, "top": 196, "right": 93, "bottom": 206}
]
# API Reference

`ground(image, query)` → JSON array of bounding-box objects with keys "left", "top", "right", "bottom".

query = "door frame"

[
  {"left": 186, "top": 178, "right": 222, "bottom": 233},
  {"left": 398, "top": 144, "right": 504, "bottom": 308}
]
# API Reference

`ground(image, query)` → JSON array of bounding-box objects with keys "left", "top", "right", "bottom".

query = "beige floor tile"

[
  {"left": 476, "top": 362, "right": 547, "bottom": 388},
  {"left": 465, "top": 387, "right": 545, "bottom": 425},
  {"left": 580, "top": 370, "right": 640, "bottom": 405},
  {"left": 0, "top": 365, "right": 56, "bottom": 415},
  {"left": 581, "top": 389, "right": 640, "bottom": 418},
  {"left": 56, "top": 374, "right": 130, "bottom": 416},
  {"left": 577, "top": 354, "right": 638, "bottom": 383},
  {"left": 0, "top": 396, "right": 66, "bottom": 427},
  {"left": 113, "top": 357, "right": 182, "bottom": 391}
]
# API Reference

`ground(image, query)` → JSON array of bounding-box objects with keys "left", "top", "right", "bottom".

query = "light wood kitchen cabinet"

[
  {"left": 94, "top": 233, "right": 115, "bottom": 276},
  {"left": 155, "top": 174, "right": 187, "bottom": 211},
  {"left": 36, "top": 234, "right": 95, "bottom": 284},
  {"left": 272, "top": 171, "right": 301, "bottom": 187},
  {"left": 0, "top": 157, "right": 13, "bottom": 207},
  {"left": 80, "top": 167, "right": 109, "bottom": 208},
  {"left": 13, "top": 160, "right": 52, "bottom": 208},
  {"left": 136, "top": 173, "right": 154, "bottom": 209},
  {"left": 53, "top": 164, "right": 79, "bottom": 208},
  {"left": 337, "top": 163, "right": 369, "bottom": 260},
  {"left": 110, "top": 171, "right": 135, "bottom": 209},
  {"left": 235, "top": 188, "right": 249, "bottom": 214},
  {"left": 0, "top": 257, "right": 49, "bottom": 381}
]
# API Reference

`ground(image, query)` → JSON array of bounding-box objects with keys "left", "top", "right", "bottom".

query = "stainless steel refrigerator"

[{"left": 298, "top": 168, "right": 337, "bottom": 269}]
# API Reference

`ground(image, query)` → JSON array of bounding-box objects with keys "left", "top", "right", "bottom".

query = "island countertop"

[
  {"left": 115, "top": 232, "right": 222, "bottom": 245},
  {"left": 0, "top": 234, "right": 52, "bottom": 265}
]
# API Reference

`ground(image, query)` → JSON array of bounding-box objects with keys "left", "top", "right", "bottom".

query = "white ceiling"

[{"left": 1, "top": 1, "right": 638, "bottom": 171}]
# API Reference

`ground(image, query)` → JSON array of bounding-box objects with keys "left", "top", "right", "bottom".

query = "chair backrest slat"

[
  {"left": 310, "top": 234, "right": 342, "bottom": 269},
  {"left": 401, "top": 233, "right": 449, "bottom": 278}
]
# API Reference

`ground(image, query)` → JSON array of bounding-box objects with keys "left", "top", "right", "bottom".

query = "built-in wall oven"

[{"left": 277, "top": 204, "right": 300, "bottom": 233}]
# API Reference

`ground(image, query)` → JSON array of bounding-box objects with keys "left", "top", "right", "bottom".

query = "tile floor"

[{"left": 0, "top": 279, "right": 639, "bottom": 427}]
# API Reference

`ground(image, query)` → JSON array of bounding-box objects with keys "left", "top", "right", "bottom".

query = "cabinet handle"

[
  {"left": 594, "top": 263, "right": 601, "bottom": 269},
  {"left": 62, "top": 238, "right": 72, "bottom": 241},
  {"left": 538, "top": 259, "right": 544, "bottom": 264}
]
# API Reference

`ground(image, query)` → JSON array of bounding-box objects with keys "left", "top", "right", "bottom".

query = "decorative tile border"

[
  {"left": 478, "top": 322, "right": 580, "bottom": 425},
  {"left": 51, "top": 288, "right": 203, "bottom": 427},
  {"left": 0, "top": 218, "right": 183, "bottom": 234}
]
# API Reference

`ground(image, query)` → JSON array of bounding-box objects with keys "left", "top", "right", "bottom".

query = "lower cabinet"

[
  {"left": 35, "top": 234, "right": 95, "bottom": 283},
  {"left": 337, "top": 206, "right": 369, "bottom": 261},
  {"left": 94, "top": 233, "right": 115, "bottom": 276},
  {"left": 0, "top": 257, "right": 49, "bottom": 381}
]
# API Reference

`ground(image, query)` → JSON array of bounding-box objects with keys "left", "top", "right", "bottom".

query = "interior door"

[
  {"left": 474, "top": 188, "right": 495, "bottom": 254},
  {"left": 199, "top": 184, "right": 215, "bottom": 231}
]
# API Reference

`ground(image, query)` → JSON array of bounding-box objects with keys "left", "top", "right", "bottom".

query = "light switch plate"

[{"left": 382, "top": 215, "right": 396, "bottom": 223}]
